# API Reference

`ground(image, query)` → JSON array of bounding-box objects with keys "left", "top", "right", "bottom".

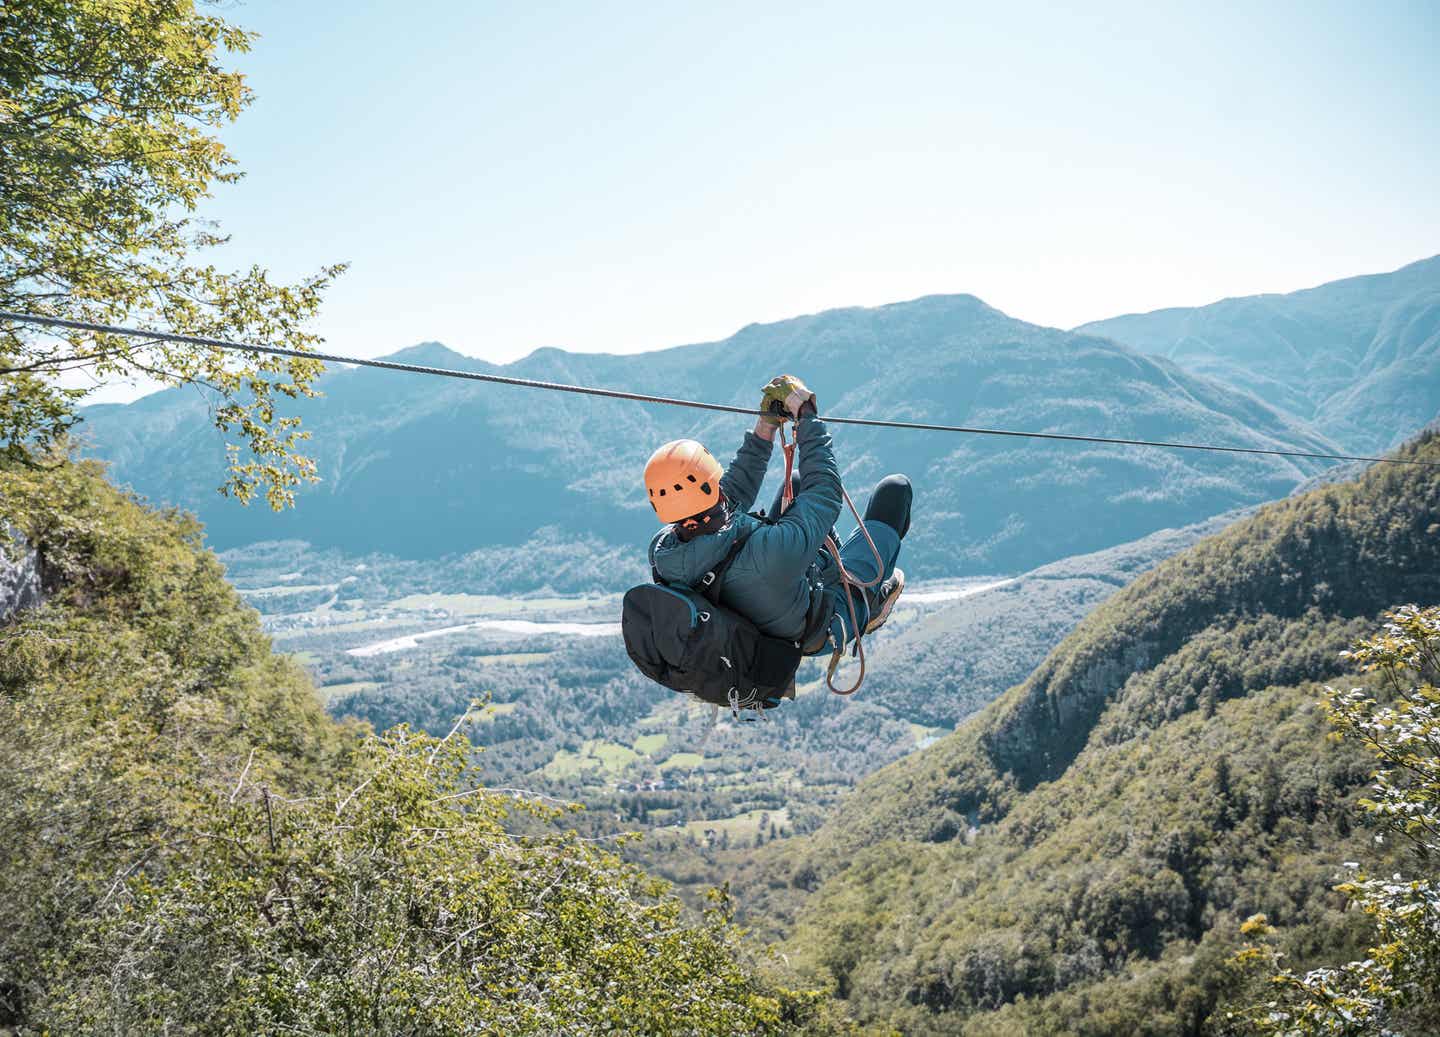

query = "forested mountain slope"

[
  {"left": 764, "top": 430, "right": 1440, "bottom": 1034},
  {"left": 82, "top": 295, "right": 1337, "bottom": 579},
  {"left": 1080, "top": 254, "right": 1440, "bottom": 453},
  {"left": 855, "top": 509, "right": 1248, "bottom": 728},
  {"left": 0, "top": 459, "right": 839, "bottom": 1034}
]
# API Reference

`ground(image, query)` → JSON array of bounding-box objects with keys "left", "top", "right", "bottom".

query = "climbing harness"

[
  {"left": 4, "top": 311, "right": 1435, "bottom": 470},
  {"left": 777, "top": 421, "right": 887, "bottom": 697}
]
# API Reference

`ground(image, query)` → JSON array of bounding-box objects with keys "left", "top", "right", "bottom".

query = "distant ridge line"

[{"left": 5, "top": 311, "right": 1436, "bottom": 470}]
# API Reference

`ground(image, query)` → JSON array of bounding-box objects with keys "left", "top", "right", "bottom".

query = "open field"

[
  {"left": 658, "top": 752, "right": 705, "bottom": 772},
  {"left": 637, "top": 699, "right": 687, "bottom": 729},
  {"left": 476, "top": 701, "right": 519, "bottom": 721},
  {"left": 271, "top": 617, "right": 399, "bottom": 640},
  {"left": 908, "top": 722, "right": 950, "bottom": 748},
  {"left": 543, "top": 739, "right": 644, "bottom": 779},
  {"left": 678, "top": 807, "right": 792, "bottom": 846},
  {"left": 317, "top": 680, "right": 379, "bottom": 701}
]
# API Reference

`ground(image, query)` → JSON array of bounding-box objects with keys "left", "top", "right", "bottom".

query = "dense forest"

[
  {"left": 853, "top": 511, "right": 1247, "bottom": 727},
  {"left": 743, "top": 430, "right": 1440, "bottom": 1033},
  {"left": 0, "top": 458, "right": 843, "bottom": 1034}
]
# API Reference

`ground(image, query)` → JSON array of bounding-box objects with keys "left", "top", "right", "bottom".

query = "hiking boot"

[{"left": 863, "top": 568, "right": 905, "bottom": 634}]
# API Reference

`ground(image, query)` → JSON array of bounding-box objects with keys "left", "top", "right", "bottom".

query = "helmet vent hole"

[
  {"left": 674, "top": 483, "right": 683, "bottom": 492},
  {"left": 700, "top": 482, "right": 712, "bottom": 495},
  {"left": 686, "top": 474, "right": 697, "bottom": 483},
  {"left": 658, "top": 489, "right": 666, "bottom": 496}
]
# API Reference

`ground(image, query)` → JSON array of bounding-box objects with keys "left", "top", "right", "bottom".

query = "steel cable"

[{"left": 3, "top": 310, "right": 1436, "bottom": 469}]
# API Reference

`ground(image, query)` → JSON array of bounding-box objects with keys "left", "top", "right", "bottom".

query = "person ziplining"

[{"left": 622, "top": 375, "right": 911, "bottom": 716}]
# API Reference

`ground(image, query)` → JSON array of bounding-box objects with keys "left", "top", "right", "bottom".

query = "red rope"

[{"left": 778, "top": 422, "right": 888, "bottom": 696}]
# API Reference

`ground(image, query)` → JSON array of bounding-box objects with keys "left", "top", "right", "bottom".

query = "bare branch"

[{"left": 229, "top": 746, "right": 255, "bottom": 804}]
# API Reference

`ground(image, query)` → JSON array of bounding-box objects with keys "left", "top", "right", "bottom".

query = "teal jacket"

[{"left": 649, "top": 415, "right": 842, "bottom": 642}]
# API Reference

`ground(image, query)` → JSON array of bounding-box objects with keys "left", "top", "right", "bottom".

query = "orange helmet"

[{"left": 645, "top": 439, "right": 723, "bottom": 524}]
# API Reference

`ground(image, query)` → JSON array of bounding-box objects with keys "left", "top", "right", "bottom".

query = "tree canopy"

[
  {"left": 1233, "top": 605, "right": 1440, "bottom": 1036},
  {"left": 0, "top": 0, "right": 341, "bottom": 505},
  {"left": 0, "top": 455, "right": 847, "bottom": 1034}
]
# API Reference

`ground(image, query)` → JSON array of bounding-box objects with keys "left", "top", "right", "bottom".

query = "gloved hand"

[{"left": 761, "top": 374, "right": 817, "bottom": 422}]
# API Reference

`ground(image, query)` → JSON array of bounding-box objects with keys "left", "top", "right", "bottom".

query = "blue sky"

[{"left": 166, "top": 1, "right": 1440, "bottom": 370}]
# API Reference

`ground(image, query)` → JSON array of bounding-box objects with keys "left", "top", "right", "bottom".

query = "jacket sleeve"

[
  {"left": 719, "top": 430, "right": 773, "bottom": 513},
  {"left": 749, "top": 414, "right": 842, "bottom": 579}
]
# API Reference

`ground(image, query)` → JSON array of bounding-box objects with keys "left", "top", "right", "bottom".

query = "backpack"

[{"left": 622, "top": 526, "right": 803, "bottom": 711}]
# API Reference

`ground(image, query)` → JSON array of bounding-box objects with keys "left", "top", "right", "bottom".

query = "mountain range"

[
  {"left": 1080, "top": 254, "right": 1440, "bottom": 453},
  {"left": 80, "top": 257, "right": 1440, "bottom": 581}
]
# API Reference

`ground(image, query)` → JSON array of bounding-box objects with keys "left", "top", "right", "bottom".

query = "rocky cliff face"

[{"left": 0, "top": 529, "right": 44, "bottom": 621}]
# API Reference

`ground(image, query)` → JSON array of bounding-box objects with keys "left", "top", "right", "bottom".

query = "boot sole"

[{"left": 863, "top": 569, "right": 905, "bottom": 635}]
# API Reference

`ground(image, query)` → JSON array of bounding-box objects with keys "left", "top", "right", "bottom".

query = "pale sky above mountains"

[{"left": 75, "top": 1, "right": 1438, "bottom": 401}]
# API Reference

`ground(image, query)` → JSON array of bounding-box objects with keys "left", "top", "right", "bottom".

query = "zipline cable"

[{"left": 3, "top": 310, "right": 1437, "bottom": 469}]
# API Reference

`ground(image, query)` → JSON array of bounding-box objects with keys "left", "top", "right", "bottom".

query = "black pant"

[
  {"left": 864, "top": 474, "right": 912, "bottom": 539},
  {"left": 768, "top": 473, "right": 912, "bottom": 540}
]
